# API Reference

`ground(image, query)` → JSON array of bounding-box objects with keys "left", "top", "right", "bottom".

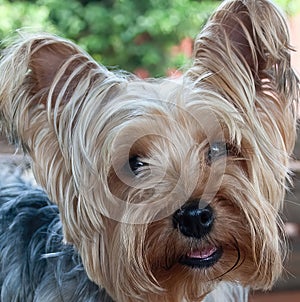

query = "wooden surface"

[{"left": 250, "top": 291, "right": 300, "bottom": 302}]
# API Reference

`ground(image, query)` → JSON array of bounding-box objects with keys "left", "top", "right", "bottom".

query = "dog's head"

[{"left": 0, "top": 0, "right": 298, "bottom": 301}]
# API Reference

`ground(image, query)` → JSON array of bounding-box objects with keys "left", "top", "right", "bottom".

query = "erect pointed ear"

[
  {"left": 188, "top": 0, "right": 294, "bottom": 84},
  {"left": 187, "top": 0, "right": 298, "bottom": 154},
  {"left": 27, "top": 34, "right": 109, "bottom": 106},
  {"left": 0, "top": 33, "right": 119, "bottom": 142},
  {"left": 0, "top": 34, "right": 123, "bottom": 245}
]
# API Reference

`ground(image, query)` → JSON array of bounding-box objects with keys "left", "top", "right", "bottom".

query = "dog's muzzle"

[{"left": 173, "top": 200, "right": 222, "bottom": 269}]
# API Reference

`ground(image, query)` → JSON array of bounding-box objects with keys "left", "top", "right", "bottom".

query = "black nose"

[{"left": 173, "top": 200, "right": 214, "bottom": 239}]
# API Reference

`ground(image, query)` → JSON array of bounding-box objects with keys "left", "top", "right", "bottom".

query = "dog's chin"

[
  {"left": 149, "top": 244, "right": 225, "bottom": 302},
  {"left": 179, "top": 245, "right": 223, "bottom": 269}
]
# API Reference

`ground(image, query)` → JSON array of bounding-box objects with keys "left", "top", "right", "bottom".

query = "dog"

[{"left": 0, "top": 0, "right": 298, "bottom": 301}]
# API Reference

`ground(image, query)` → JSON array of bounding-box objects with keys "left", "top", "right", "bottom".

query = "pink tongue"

[{"left": 187, "top": 246, "right": 217, "bottom": 259}]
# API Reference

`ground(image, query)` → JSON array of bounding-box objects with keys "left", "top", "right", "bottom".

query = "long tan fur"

[{"left": 0, "top": 0, "right": 298, "bottom": 301}]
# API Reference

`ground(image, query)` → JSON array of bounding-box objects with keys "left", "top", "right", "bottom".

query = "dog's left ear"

[
  {"left": 187, "top": 0, "right": 299, "bottom": 153},
  {"left": 189, "top": 0, "right": 294, "bottom": 82}
]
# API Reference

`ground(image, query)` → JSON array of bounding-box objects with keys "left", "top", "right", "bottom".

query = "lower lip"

[{"left": 179, "top": 247, "right": 223, "bottom": 269}]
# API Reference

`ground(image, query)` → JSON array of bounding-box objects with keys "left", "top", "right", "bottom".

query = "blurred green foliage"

[
  {"left": 0, "top": 0, "right": 298, "bottom": 76},
  {"left": 276, "top": 0, "right": 300, "bottom": 14}
]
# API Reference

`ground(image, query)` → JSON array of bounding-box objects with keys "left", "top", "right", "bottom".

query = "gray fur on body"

[{"left": 0, "top": 165, "right": 113, "bottom": 302}]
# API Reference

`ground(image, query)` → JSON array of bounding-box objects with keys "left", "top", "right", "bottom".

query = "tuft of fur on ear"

[
  {"left": 187, "top": 0, "right": 299, "bottom": 155},
  {"left": 0, "top": 33, "right": 124, "bottom": 246},
  {"left": 0, "top": 32, "right": 115, "bottom": 147}
]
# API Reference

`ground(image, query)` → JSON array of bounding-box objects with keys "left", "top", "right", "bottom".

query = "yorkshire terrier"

[{"left": 0, "top": 0, "right": 298, "bottom": 301}]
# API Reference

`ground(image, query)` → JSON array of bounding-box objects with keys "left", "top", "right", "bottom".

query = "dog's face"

[
  {"left": 86, "top": 80, "right": 284, "bottom": 301},
  {"left": 0, "top": 0, "right": 298, "bottom": 301}
]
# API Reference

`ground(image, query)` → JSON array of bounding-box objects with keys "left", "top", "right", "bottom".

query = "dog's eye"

[
  {"left": 207, "top": 142, "right": 240, "bottom": 164},
  {"left": 207, "top": 142, "right": 239, "bottom": 164},
  {"left": 129, "top": 156, "right": 148, "bottom": 175},
  {"left": 207, "top": 142, "right": 227, "bottom": 164}
]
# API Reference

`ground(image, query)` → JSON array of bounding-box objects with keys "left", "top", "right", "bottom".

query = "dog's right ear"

[
  {"left": 29, "top": 35, "right": 99, "bottom": 106},
  {"left": 0, "top": 34, "right": 124, "bottom": 245},
  {"left": 0, "top": 33, "right": 116, "bottom": 146}
]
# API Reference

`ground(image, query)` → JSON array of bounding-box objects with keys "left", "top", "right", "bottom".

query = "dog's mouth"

[{"left": 179, "top": 245, "right": 223, "bottom": 269}]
